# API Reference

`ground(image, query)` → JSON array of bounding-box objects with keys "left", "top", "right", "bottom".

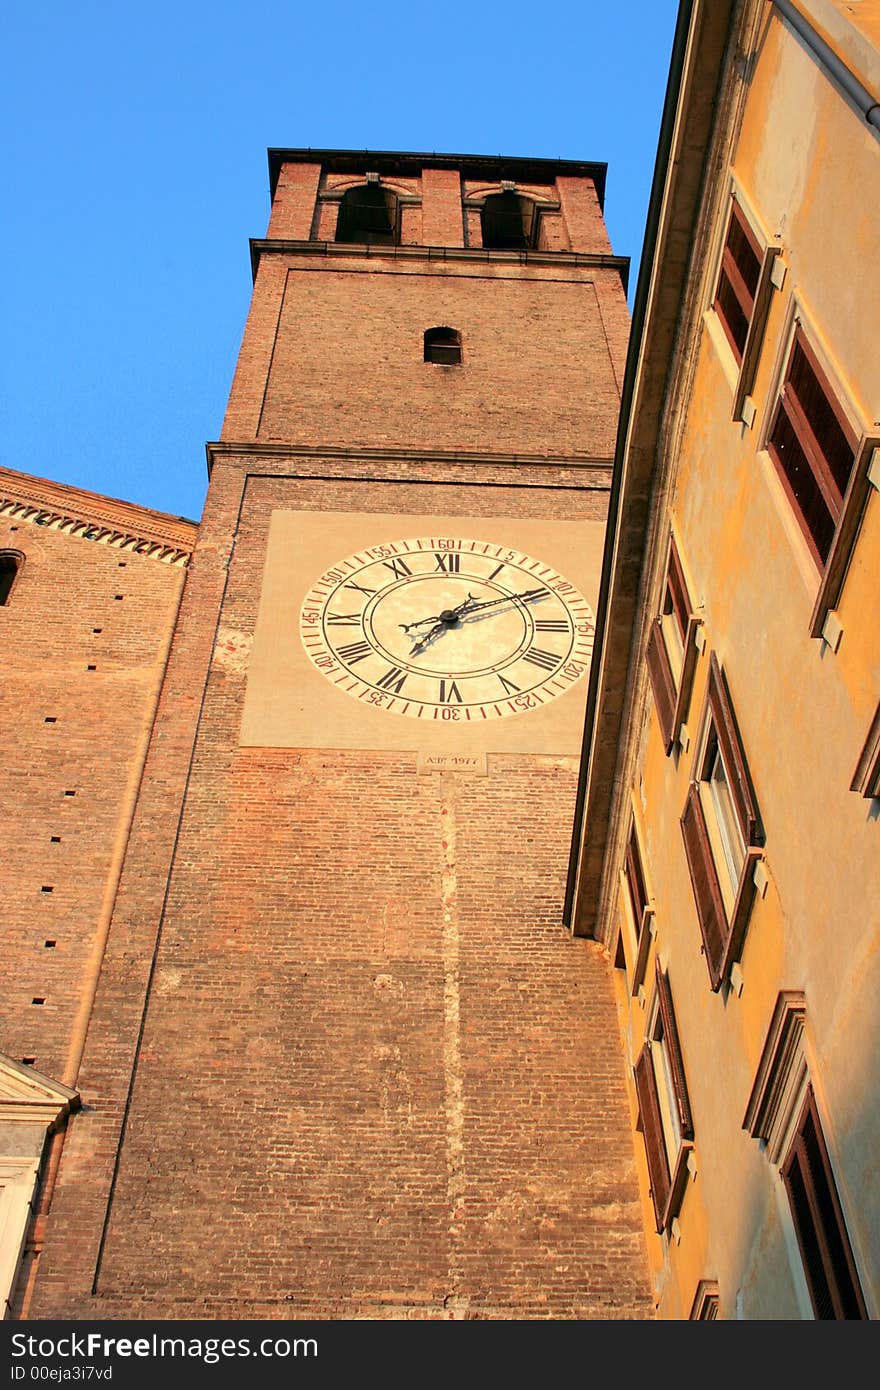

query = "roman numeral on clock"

[
  {"left": 534, "top": 619, "right": 569, "bottom": 632},
  {"left": 334, "top": 640, "right": 373, "bottom": 664},
  {"left": 326, "top": 612, "right": 362, "bottom": 626},
  {"left": 522, "top": 646, "right": 559, "bottom": 671},
  {"left": 376, "top": 666, "right": 407, "bottom": 693},
  {"left": 343, "top": 581, "right": 375, "bottom": 597},
  {"left": 434, "top": 552, "right": 460, "bottom": 573},
  {"left": 497, "top": 673, "right": 520, "bottom": 695},
  {"left": 438, "top": 679, "right": 463, "bottom": 704},
  {"left": 383, "top": 557, "right": 412, "bottom": 579}
]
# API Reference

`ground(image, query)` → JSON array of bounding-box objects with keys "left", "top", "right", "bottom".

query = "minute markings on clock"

[{"left": 301, "top": 536, "right": 594, "bottom": 721}]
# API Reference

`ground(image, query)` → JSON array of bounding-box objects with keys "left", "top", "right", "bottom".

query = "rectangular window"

[
  {"left": 767, "top": 327, "right": 858, "bottom": 569},
  {"left": 712, "top": 197, "right": 781, "bottom": 423},
  {"left": 689, "top": 1280, "right": 720, "bottom": 1319},
  {"left": 622, "top": 816, "right": 653, "bottom": 994},
  {"left": 851, "top": 699, "right": 880, "bottom": 798},
  {"left": 714, "top": 201, "right": 763, "bottom": 366},
  {"left": 633, "top": 962, "right": 693, "bottom": 1233},
  {"left": 782, "top": 1086, "right": 867, "bottom": 1319},
  {"left": 681, "top": 653, "right": 763, "bottom": 990},
  {"left": 744, "top": 995, "right": 867, "bottom": 1320},
  {"left": 645, "top": 533, "right": 701, "bottom": 755}
]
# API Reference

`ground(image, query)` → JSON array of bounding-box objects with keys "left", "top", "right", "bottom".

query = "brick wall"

[
  {"left": 30, "top": 466, "right": 651, "bottom": 1319},
  {"left": 19, "top": 153, "right": 651, "bottom": 1320},
  {"left": 0, "top": 494, "right": 190, "bottom": 1090}
]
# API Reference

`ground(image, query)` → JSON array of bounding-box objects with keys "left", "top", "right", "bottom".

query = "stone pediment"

[{"left": 0, "top": 1054, "right": 79, "bottom": 1127}]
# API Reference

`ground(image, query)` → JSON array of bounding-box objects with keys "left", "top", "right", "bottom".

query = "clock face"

[{"left": 299, "top": 535, "right": 595, "bottom": 723}]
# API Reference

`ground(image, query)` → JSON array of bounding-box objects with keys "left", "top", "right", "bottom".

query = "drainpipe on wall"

[{"left": 773, "top": 0, "right": 880, "bottom": 129}]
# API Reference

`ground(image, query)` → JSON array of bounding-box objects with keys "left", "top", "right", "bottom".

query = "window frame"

[
  {"left": 633, "top": 961, "right": 694, "bottom": 1234},
  {"left": 645, "top": 531, "right": 701, "bottom": 755},
  {"left": 689, "top": 1280, "right": 720, "bottom": 1319},
  {"left": 781, "top": 1086, "right": 868, "bottom": 1319},
  {"left": 713, "top": 198, "right": 763, "bottom": 366},
  {"left": 621, "top": 813, "right": 654, "bottom": 995},
  {"left": 767, "top": 326, "right": 858, "bottom": 568},
  {"left": 479, "top": 191, "right": 538, "bottom": 250},
  {"left": 334, "top": 183, "right": 401, "bottom": 246},
  {"left": 0, "top": 550, "right": 24, "bottom": 607},
  {"left": 423, "top": 326, "right": 462, "bottom": 366},
  {"left": 743, "top": 992, "right": 868, "bottom": 1320},
  {"left": 680, "top": 653, "right": 763, "bottom": 991},
  {"left": 851, "top": 699, "right": 880, "bottom": 798},
  {"left": 711, "top": 195, "right": 780, "bottom": 422},
  {"left": 764, "top": 320, "right": 877, "bottom": 636}
]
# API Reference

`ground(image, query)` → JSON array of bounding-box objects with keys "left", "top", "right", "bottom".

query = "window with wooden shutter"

[
  {"left": 689, "top": 1280, "right": 720, "bottom": 1319},
  {"left": 712, "top": 197, "right": 781, "bottom": 421},
  {"left": 646, "top": 532, "right": 701, "bottom": 755},
  {"left": 744, "top": 995, "right": 867, "bottom": 1319},
  {"left": 768, "top": 328, "right": 858, "bottom": 571},
  {"left": 782, "top": 1087, "right": 867, "bottom": 1319},
  {"left": 634, "top": 964, "right": 694, "bottom": 1234},
  {"left": 714, "top": 201, "right": 762, "bottom": 366},
  {"left": 634, "top": 1046, "right": 669, "bottom": 1232},
  {"left": 622, "top": 816, "right": 654, "bottom": 994},
  {"left": 682, "top": 653, "right": 763, "bottom": 990},
  {"left": 851, "top": 699, "right": 880, "bottom": 798}
]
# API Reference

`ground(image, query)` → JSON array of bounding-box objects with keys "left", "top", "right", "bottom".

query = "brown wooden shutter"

[
  {"left": 680, "top": 783, "right": 729, "bottom": 990},
  {"left": 706, "top": 654, "right": 761, "bottom": 846},
  {"left": 625, "top": 823, "right": 649, "bottom": 923},
  {"left": 782, "top": 1087, "right": 867, "bottom": 1319},
  {"left": 646, "top": 618, "right": 676, "bottom": 753},
  {"left": 714, "top": 202, "right": 762, "bottom": 363},
  {"left": 666, "top": 535, "right": 692, "bottom": 641},
  {"left": 634, "top": 1047, "right": 670, "bottom": 1232},
  {"left": 655, "top": 961, "right": 693, "bottom": 1141}
]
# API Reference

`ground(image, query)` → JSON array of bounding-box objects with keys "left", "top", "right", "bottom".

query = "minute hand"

[{"left": 459, "top": 587, "right": 548, "bottom": 616}]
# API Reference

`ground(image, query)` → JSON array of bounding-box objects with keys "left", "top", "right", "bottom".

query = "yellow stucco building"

[{"left": 567, "top": 0, "right": 879, "bottom": 1317}]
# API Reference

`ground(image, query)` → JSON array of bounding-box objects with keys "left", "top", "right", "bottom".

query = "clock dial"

[{"left": 300, "top": 536, "right": 595, "bottom": 722}]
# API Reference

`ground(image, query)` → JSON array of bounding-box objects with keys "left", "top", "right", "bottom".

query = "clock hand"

[
  {"left": 407, "top": 595, "right": 486, "bottom": 654},
  {"left": 401, "top": 587, "right": 544, "bottom": 634},
  {"left": 399, "top": 593, "right": 480, "bottom": 636},
  {"left": 405, "top": 589, "right": 546, "bottom": 653},
  {"left": 456, "top": 587, "right": 548, "bottom": 617},
  {"left": 408, "top": 619, "right": 447, "bottom": 655}
]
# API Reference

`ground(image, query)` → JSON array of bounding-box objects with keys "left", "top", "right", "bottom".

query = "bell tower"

[{"left": 25, "top": 150, "right": 653, "bottom": 1320}]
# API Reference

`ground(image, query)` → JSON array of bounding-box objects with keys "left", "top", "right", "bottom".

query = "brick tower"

[{"left": 14, "top": 149, "right": 652, "bottom": 1319}]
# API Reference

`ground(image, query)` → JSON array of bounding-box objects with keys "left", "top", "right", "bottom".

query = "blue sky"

[{"left": 2, "top": 2, "right": 680, "bottom": 523}]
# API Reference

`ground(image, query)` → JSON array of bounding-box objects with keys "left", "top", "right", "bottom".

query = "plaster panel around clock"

[
  {"left": 256, "top": 269, "right": 618, "bottom": 459},
  {"left": 240, "top": 511, "right": 605, "bottom": 754}
]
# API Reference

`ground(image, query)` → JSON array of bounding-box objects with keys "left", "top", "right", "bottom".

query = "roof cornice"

[{"left": 267, "top": 148, "right": 607, "bottom": 208}]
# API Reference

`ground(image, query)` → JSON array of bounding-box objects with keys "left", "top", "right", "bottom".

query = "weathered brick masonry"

[{"left": 7, "top": 152, "right": 653, "bottom": 1319}]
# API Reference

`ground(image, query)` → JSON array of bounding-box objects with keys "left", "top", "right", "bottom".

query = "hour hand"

[
  {"left": 400, "top": 592, "right": 478, "bottom": 636},
  {"left": 408, "top": 620, "right": 446, "bottom": 655},
  {"left": 399, "top": 594, "right": 479, "bottom": 641}
]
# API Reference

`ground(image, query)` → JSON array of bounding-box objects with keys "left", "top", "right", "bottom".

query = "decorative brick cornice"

[
  {"left": 206, "top": 440, "right": 613, "bottom": 472},
  {"left": 0, "top": 467, "right": 196, "bottom": 567},
  {"left": 248, "top": 237, "right": 630, "bottom": 285},
  {"left": 267, "top": 148, "right": 608, "bottom": 206}
]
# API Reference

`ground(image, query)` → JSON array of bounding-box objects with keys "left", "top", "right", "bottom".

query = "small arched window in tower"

[
  {"left": 424, "top": 327, "right": 462, "bottom": 366},
  {"left": 335, "top": 184, "right": 399, "bottom": 245},
  {"left": 0, "top": 552, "right": 22, "bottom": 606},
  {"left": 480, "top": 192, "right": 537, "bottom": 250}
]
